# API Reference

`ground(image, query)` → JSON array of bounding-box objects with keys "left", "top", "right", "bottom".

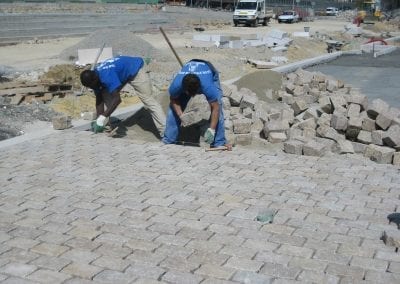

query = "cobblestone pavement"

[{"left": 0, "top": 130, "right": 400, "bottom": 283}]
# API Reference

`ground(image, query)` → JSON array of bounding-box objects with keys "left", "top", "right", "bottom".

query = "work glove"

[
  {"left": 204, "top": 128, "right": 215, "bottom": 144},
  {"left": 91, "top": 115, "right": 108, "bottom": 133}
]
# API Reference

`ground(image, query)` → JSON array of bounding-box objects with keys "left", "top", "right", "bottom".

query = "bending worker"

[
  {"left": 162, "top": 59, "right": 231, "bottom": 149},
  {"left": 80, "top": 55, "right": 166, "bottom": 137}
]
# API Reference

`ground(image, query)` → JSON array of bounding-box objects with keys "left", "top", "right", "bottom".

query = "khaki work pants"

[{"left": 104, "top": 68, "right": 166, "bottom": 136}]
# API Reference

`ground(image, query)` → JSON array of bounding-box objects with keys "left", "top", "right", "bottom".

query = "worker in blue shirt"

[
  {"left": 80, "top": 56, "right": 166, "bottom": 137},
  {"left": 162, "top": 59, "right": 231, "bottom": 149}
]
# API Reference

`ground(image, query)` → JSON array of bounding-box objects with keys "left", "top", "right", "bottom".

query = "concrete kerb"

[
  {"left": 223, "top": 50, "right": 361, "bottom": 86},
  {"left": 374, "top": 45, "right": 398, "bottom": 57},
  {"left": 0, "top": 126, "right": 56, "bottom": 150},
  {"left": 385, "top": 35, "right": 400, "bottom": 44},
  {"left": 271, "top": 50, "right": 361, "bottom": 74},
  {"left": 223, "top": 35, "right": 399, "bottom": 83},
  {"left": 0, "top": 103, "right": 144, "bottom": 149}
]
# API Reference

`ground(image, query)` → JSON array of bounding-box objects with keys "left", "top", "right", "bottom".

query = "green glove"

[
  {"left": 204, "top": 128, "right": 215, "bottom": 144},
  {"left": 91, "top": 121, "right": 104, "bottom": 133}
]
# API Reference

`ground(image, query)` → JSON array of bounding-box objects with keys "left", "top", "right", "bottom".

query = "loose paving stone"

[
  {"left": 132, "top": 278, "right": 168, "bottom": 284},
  {"left": 92, "top": 255, "right": 130, "bottom": 271},
  {"left": 1, "top": 130, "right": 400, "bottom": 283},
  {"left": 52, "top": 115, "right": 72, "bottom": 130},
  {"left": 260, "top": 263, "right": 301, "bottom": 279},
  {"left": 161, "top": 270, "right": 203, "bottom": 284},
  {"left": 297, "top": 270, "right": 340, "bottom": 283},
  {"left": 194, "top": 264, "right": 235, "bottom": 280},
  {"left": 365, "top": 270, "right": 400, "bottom": 283},
  {"left": 254, "top": 251, "right": 292, "bottom": 266},
  {"left": 125, "top": 263, "right": 166, "bottom": 280},
  {"left": 200, "top": 279, "right": 238, "bottom": 284},
  {"left": 0, "top": 262, "right": 37, "bottom": 278},
  {"left": 350, "top": 256, "right": 389, "bottom": 272},
  {"left": 61, "top": 262, "right": 103, "bottom": 279},
  {"left": 325, "top": 263, "right": 365, "bottom": 279},
  {"left": 0, "top": 277, "right": 38, "bottom": 284},
  {"left": 27, "top": 269, "right": 72, "bottom": 283},
  {"left": 5, "top": 237, "right": 39, "bottom": 250},
  {"left": 223, "top": 257, "right": 263, "bottom": 272},
  {"left": 232, "top": 270, "right": 273, "bottom": 283},
  {"left": 125, "top": 250, "right": 165, "bottom": 266},
  {"left": 92, "top": 270, "right": 132, "bottom": 283},
  {"left": 159, "top": 256, "right": 200, "bottom": 272}
]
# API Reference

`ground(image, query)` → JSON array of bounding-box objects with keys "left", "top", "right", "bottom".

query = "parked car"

[
  {"left": 278, "top": 10, "right": 299, "bottom": 23},
  {"left": 326, "top": 7, "right": 339, "bottom": 16}
]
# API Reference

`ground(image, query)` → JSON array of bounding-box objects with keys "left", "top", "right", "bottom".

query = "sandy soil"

[
  {"left": 0, "top": 19, "right": 354, "bottom": 75},
  {"left": 0, "top": 11, "right": 397, "bottom": 142},
  {"left": 0, "top": 37, "right": 82, "bottom": 72}
]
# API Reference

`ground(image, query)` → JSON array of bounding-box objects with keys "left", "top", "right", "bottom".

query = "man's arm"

[
  {"left": 103, "top": 90, "right": 122, "bottom": 118},
  {"left": 209, "top": 101, "right": 219, "bottom": 130},
  {"left": 95, "top": 93, "right": 105, "bottom": 117},
  {"left": 170, "top": 97, "right": 183, "bottom": 118}
]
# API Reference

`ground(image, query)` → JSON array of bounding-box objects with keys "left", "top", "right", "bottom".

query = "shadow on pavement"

[{"left": 112, "top": 108, "right": 161, "bottom": 141}]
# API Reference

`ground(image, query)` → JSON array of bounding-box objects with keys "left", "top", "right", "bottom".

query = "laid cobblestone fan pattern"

[{"left": 0, "top": 130, "right": 399, "bottom": 283}]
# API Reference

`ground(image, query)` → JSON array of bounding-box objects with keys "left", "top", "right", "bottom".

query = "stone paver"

[{"left": 0, "top": 130, "right": 399, "bottom": 283}]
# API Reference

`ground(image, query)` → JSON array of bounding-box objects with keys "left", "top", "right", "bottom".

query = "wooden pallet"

[{"left": 0, "top": 83, "right": 73, "bottom": 105}]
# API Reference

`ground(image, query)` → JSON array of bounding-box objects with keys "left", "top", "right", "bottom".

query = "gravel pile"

[
  {"left": 59, "top": 28, "right": 172, "bottom": 63},
  {"left": 0, "top": 97, "right": 61, "bottom": 141},
  {"left": 58, "top": 28, "right": 177, "bottom": 91}
]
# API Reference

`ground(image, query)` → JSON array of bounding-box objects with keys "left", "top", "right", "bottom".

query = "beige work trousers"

[{"left": 104, "top": 68, "right": 166, "bottom": 136}]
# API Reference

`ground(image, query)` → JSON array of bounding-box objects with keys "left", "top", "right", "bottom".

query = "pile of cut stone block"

[
  {"left": 192, "top": 29, "right": 292, "bottom": 50},
  {"left": 222, "top": 68, "right": 400, "bottom": 165}
]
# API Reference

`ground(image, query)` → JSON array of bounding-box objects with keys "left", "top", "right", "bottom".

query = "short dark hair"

[
  {"left": 182, "top": 73, "right": 200, "bottom": 96},
  {"left": 80, "top": 70, "right": 98, "bottom": 88}
]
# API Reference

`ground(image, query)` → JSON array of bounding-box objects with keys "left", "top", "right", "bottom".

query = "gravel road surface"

[{"left": 0, "top": 4, "right": 232, "bottom": 43}]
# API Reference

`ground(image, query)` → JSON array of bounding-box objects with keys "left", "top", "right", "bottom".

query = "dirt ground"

[{"left": 0, "top": 6, "right": 399, "bottom": 141}]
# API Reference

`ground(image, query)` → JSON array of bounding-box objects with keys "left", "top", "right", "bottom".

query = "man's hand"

[
  {"left": 92, "top": 115, "right": 109, "bottom": 133},
  {"left": 96, "top": 115, "right": 108, "bottom": 126},
  {"left": 204, "top": 128, "right": 215, "bottom": 144}
]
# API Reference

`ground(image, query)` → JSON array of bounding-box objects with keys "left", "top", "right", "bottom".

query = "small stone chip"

[{"left": 255, "top": 209, "right": 276, "bottom": 224}]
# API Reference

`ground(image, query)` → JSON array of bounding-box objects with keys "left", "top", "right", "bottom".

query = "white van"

[
  {"left": 326, "top": 7, "right": 339, "bottom": 16},
  {"left": 233, "top": 0, "right": 273, "bottom": 27}
]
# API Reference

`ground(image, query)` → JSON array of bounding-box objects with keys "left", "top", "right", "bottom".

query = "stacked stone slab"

[{"left": 222, "top": 68, "right": 400, "bottom": 166}]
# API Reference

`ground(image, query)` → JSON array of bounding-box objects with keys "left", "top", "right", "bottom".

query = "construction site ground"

[
  {"left": 0, "top": 3, "right": 400, "bottom": 283},
  {"left": 1, "top": 10, "right": 399, "bottom": 139}
]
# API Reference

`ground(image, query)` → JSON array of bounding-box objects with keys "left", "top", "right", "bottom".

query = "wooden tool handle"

[
  {"left": 159, "top": 27, "right": 183, "bottom": 67},
  {"left": 205, "top": 146, "right": 228, "bottom": 152}
]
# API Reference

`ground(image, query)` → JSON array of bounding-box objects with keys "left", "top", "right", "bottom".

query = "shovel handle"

[
  {"left": 159, "top": 27, "right": 183, "bottom": 67},
  {"left": 205, "top": 146, "right": 229, "bottom": 152},
  {"left": 91, "top": 43, "right": 106, "bottom": 71}
]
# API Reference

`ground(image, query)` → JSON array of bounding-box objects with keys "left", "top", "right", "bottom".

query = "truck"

[{"left": 233, "top": 0, "right": 273, "bottom": 27}]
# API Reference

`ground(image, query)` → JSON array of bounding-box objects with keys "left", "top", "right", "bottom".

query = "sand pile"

[{"left": 59, "top": 28, "right": 172, "bottom": 63}]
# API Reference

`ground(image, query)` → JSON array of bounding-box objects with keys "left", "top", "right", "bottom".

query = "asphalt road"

[
  {"left": 306, "top": 49, "right": 400, "bottom": 108},
  {"left": 0, "top": 5, "right": 233, "bottom": 43},
  {"left": 0, "top": 11, "right": 176, "bottom": 42}
]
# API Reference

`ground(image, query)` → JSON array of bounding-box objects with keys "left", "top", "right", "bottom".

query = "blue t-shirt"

[
  {"left": 169, "top": 60, "right": 221, "bottom": 104},
  {"left": 95, "top": 56, "right": 144, "bottom": 94}
]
